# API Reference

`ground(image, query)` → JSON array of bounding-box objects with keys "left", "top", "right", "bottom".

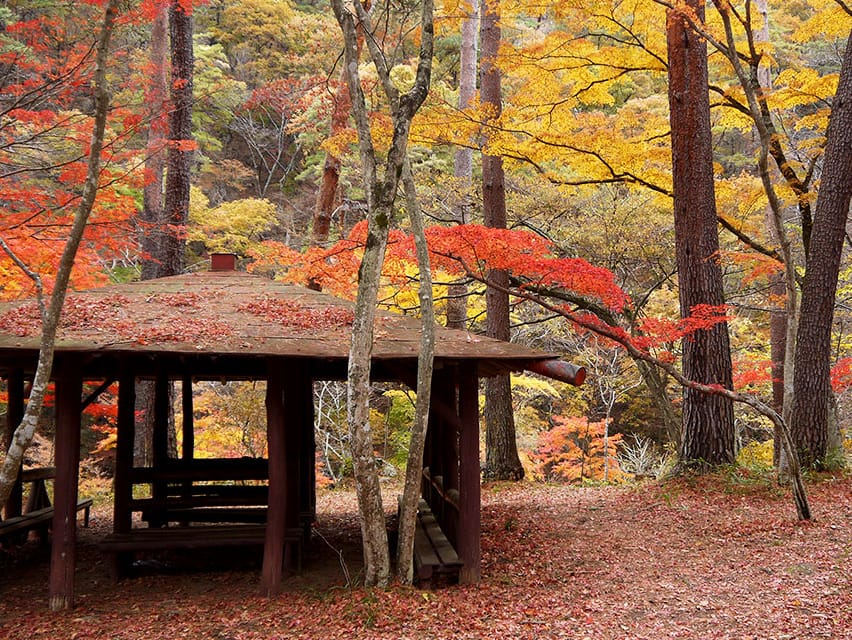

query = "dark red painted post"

[
  {"left": 114, "top": 368, "right": 136, "bottom": 535},
  {"left": 49, "top": 362, "right": 83, "bottom": 610},
  {"left": 296, "top": 374, "right": 316, "bottom": 543},
  {"left": 283, "top": 369, "right": 305, "bottom": 571},
  {"left": 181, "top": 374, "right": 194, "bottom": 460},
  {"left": 261, "top": 363, "right": 287, "bottom": 595},
  {"left": 457, "top": 362, "right": 480, "bottom": 585}
]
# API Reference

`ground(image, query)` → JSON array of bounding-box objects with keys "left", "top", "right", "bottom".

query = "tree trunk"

[
  {"left": 0, "top": 0, "right": 119, "bottom": 508},
  {"left": 140, "top": 2, "right": 169, "bottom": 281},
  {"left": 136, "top": 3, "right": 188, "bottom": 463},
  {"left": 331, "top": 0, "right": 434, "bottom": 587},
  {"left": 666, "top": 0, "right": 735, "bottom": 467},
  {"left": 789, "top": 31, "right": 852, "bottom": 469},
  {"left": 480, "top": 0, "right": 523, "bottom": 481},
  {"left": 396, "top": 159, "right": 435, "bottom": 584},
  {"left": 311, "top": 2, "right": 371, "bottom": 252},
  {"left": 161, "top": 0, "right": 193, "bottom": 277},
  {"left": 445, "top": 0, "right": 478, "bottom": 330}
]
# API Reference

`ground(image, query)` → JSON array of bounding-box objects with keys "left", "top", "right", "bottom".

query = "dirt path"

[{"left": 1, "top": 476, "right": 849, "bottom": 639}]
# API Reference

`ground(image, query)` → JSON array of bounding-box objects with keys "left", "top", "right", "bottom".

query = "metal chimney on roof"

[{"left": 210, "top": 253, "right": 237, "bottom": 272}]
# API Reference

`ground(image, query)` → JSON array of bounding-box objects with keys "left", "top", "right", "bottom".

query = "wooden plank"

[
  {"left": 129, "top": 459, "right": 268, "bottom": 483},
  {"left": 140, "top": 506, "right": 267, "bottom": 524}
]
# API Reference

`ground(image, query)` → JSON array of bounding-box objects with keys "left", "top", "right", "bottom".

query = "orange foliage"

[{"left": 532, "top": 416, "right": 625, "bottom": 483}]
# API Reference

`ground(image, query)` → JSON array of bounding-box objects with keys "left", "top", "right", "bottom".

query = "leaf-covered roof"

[{"left": 0, "top": 270, "right": 557, "bottom": 378}]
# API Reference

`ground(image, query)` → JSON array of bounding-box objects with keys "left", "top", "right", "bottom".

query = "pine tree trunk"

[
  {"left": 140, "top": 2, "right": 169, "bottom": 281},
  {"left": 666, "top": 0, "right": 735, "bottom": 467},
  {"left": 790, "top": 32, "right": 852, "bottom": 469},
  {"left": 480, "top": 0, "right": 523, "bottom": 481},
  {"left": 445, "top": 0, "right": 478, "bottom": 330},
  {"left": 161, "top": 0, "right": 193, "bottom": 277}
]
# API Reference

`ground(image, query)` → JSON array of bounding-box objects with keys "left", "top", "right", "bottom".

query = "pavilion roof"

[{"left": 0, "top": 270, "right": 559, "bottom": 378}]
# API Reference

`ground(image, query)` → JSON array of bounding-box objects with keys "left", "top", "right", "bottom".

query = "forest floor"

[{"left": 1, "top": 473, "right": 850, "bottom": 639}]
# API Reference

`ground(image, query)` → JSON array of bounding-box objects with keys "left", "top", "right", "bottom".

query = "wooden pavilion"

[{"left": 0, "top": 256, "right": 584, "bottom": 609}]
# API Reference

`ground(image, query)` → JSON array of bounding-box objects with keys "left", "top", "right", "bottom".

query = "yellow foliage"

[
  {"left": 188, "top": 186, "right": 278, "bottom": 256},
  {"left": 737, "top": 440, "right": 774, "bottom": 470},
  {"left": 789, "top": 0, "right": 852, "bottom": 41}
]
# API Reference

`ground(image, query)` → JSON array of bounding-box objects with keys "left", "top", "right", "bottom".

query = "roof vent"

[{"left": 210, "top": 253, "right": 237, "bottom": 272}]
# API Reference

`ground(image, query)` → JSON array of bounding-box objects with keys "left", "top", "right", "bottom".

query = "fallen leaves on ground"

[{"left": 1, "top": 475, "right": 849, "bottom": 639}]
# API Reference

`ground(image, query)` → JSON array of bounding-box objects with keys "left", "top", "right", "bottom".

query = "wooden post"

[
  {"left": 181, "top": 374, "right": 193, "bottom": 461},
  {"left": 4, "top": 369, "right": 24, "bottom": 519},
  {"left": 150, "top": 369, "right": 169, "bottom": 521},
  {"left": 114, "top": 368, "right": 136, "bottom": 535},
  {"left": 152, "top": 370, "right": 170, "bottom": 465},
  {"left": 456, "top": 363, "right": 481, "bottom": 585},
  {"left": 297, "top": 375, "right": 316, "bottom": 543},
  {"left": 261, "top": 363, "right": 287, "bottom": 595},
  {"left": 283, "top": 369, "right": 304, "bottom": 571},
  {"left": 49, "top": 362, "right": 83, "bottom": 610}
]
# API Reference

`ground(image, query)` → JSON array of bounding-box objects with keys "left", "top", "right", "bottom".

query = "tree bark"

[
  {"left": 445, "top": 0, "right": 478, "bottom": 330},
  {"left": 311, "top": 1, "right": 370, "bottom": 252},
  {"left": 395, "top": 159, "right": 435, "bottom": 584},
  {"left": 140, "top": 2, "right": 169, "bottom": 280},
  {"left": 161, "top": 0, "right": 193, "bottom": 277},
  {"left": 667, "top": 0, "right": 735, "bottom": 467},
  {"left": 480, "top": 0, "right": 523, "bottom": 481},
  {"left": 789, "top": 31, "right": 852, "bottom": 469}
]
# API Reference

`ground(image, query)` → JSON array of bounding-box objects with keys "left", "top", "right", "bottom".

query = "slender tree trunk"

[
  {"left": 480, "top": 0, "right": 523, "bottom": 481},
  {"left": 789, "top": 31, "right": 852, "bottom": 469},
  {"left": 667, "top": 0, "right": 735, "bottom": 467},
  {"left": 396, "top": 159, "right": 435, "bottom": 584},
  {"left": 0, "top": 0, "right": 119, "bottom": 507}
]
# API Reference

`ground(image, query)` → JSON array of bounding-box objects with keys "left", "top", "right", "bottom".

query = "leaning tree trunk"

[
  {"left": 396, "top": 159, "right": 435, "bottom": 584},
  {"left": 480, "top": 0, "right": 523, "bottom": 481},
  {"left": 789, "top": 30, "right": 852, "bottom": 469},
  {"left": 667, "top": 0, "right": 735, "bottom": 467},
  {"left": 0, "top": 0, "right": 120, "bottom": 507}
]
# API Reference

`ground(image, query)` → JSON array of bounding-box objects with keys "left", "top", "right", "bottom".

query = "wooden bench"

[
  {"left": 0, "top": 467, "right": 93, "bottom": 545},
  {"left": 409, "top": 498, "right": 462, "bottom": 588},
  {"left": 136, "top": 483, "right": 270, "bottom": 525},
  {"left": 98, "top": 524, "right": 302, "bottom": 578}
]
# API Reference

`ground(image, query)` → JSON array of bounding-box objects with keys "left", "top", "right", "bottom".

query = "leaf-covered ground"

[{"left": 1, "top": 476, "right": 850, "bottom": 639}]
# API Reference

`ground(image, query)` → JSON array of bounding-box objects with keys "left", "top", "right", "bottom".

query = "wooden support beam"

[
  {"left": 4, "top": 369, "right": 24, "bottom": 520},
  {"left": 261, "top": 363, "right": 287, "bottom": 595},
  {"left": 456, "top": 362, "right": 481, "bottom": 585},
  {"left": 49, "top": 363, "right": 83, "bottom": 611},
  {"left": 80, "top": 377, "right": 116, "bottom": 411},
  {"left": 114, "top": 369, "right": 136, "bottom": 535},
  {"left": 297, "top": 376, "right": 316, "bottom": 541},
  {"left": 283, "top": 369, "right": 304, "bottom": 570},
  {"left": 181, "top": 374, "right": 194, "bottom": 461}
]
